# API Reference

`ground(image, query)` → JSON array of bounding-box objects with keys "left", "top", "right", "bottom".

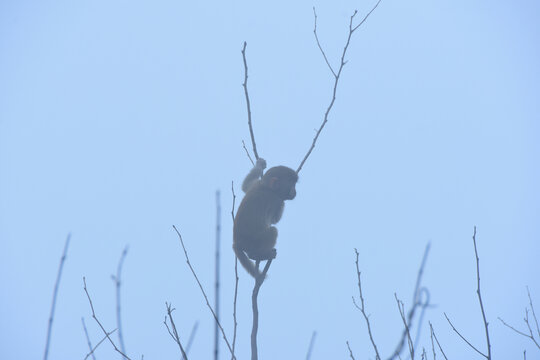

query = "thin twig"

[
  {"left": 241, "top": 42, "right": 259, "bottom": 161},
  {"left": 527, "top": 287, "right": 540, "bottom": 339},
  {"left": 305, "top": 331, "right": 317, "bottom": 360},
  {"left": 444, "top": 312, "right": 485, "bottom": 358},
  {"left": 429, "top": 322, "right": 448, "bottom": 360},
  {"left": 83, "top": 277, "right": 131, "bottom": 360},
  {"left": 242, "top": 140, "right": 255, "bottom": 166},
  {"left": 498, "top": 313, "right": 540, "bottom": 349},
  {"left": 84, "top": 329, "right": 118, "bottom": 360},
  {"left": 164, "top": 303, "right": 188, "bottom": 360},
  {"left": 111, "top": 245, "right": 129, "bottom": 356},
  {"left": 346, "top": 341, "right": 356, "bottom": 360},
  {"left": 231, "top": 182, "right": 239, "bottom": 359},
  {"left": 352, "top": 248, "right": 381, "bottom": 360},
  {"left": 172, "top": 225, "right": 236, "bottom": 359},
  {"left": 429, "top": 322, "right": 436, "bottom": 360},
  {"left": 82, "top": 317, "right": 96, "bottom": 360},
  {"left": 387, "top": 244, "right": 431, "bottom": 360},
  {"left": 44, "top": 233, "right": 71, "bottom": 360},
  {"left": 214, "top": 190, "right": 222, "bottom": 360},
  {"left": 472, "top": 226, "right": 491, "bottom": 359},
  {"left": 251, "top": 260, "right": 273, "bottom": 360},
  {"left": 395, "top": 294, "right": 414, "bottom": 360},
  {"left": 231, "top": 181, "right": 238, "bottom": 358},
  {"left": 297, "top": 1, "right": 382, "bottom": 174}
]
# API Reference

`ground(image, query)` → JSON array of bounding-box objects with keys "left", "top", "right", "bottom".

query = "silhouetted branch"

[
  {"left": 352, "top": 248, "right": 381, "bottom": 360},
  {"left": 111, "top": 245, "right": 129, "bottom": 356},
  {"left": 429, "top": 322, "right": 448, "bottom": 360},
  {"left": 251, "top": 260, "right": 272, "bottom": 360},
  {"left": 305, "top": 331, "right": 317, "bottom": 360},
  {"left": 387, "top": 243, "right": 431, "bottom": 360},
  {"left": 444, "top": 312, "right": 485, "bottom": 358},
  {"left": 242, "top": 140, "right": 255, "bottom": 166},
  {"left": 172, "top": 225, "right": 235, "bottom": 359},
  {"left": 164, "top": 302, "right": 188, "bottom": 360},
  {"left": 346, "top": 341, "right": 356, "bottom": 360},
  {"left": 472, "top": 226, "right": 491, "bottom": 359},
  {"left": 81, "top": 317, "right": 96, "bottom": 360},
  {"left": 395, "top": 294, "right": 414, "bottom": 360},
  {"left": 241, "top": 42, "right": 259, "bottom": 161},
  {"left": 44, "top": 233, "right": 71, "bottom": 360},
  {"left": 231, "top": 182, "right": 239, "bottom": 359},
  {"left": 83, "top": 277, "right": 131, "bottom": 360},
  {"left": 214, "top": 190, "right": 222, "bottom": 360},
  {"left": 84, "top": 328, "right": 118, "bottom": 360},
  {"left": 297, "top": 1, "right": 382, "bottom": 174},
  {"left": 498, "top": 287, "right": 540, "bottom": 349}
]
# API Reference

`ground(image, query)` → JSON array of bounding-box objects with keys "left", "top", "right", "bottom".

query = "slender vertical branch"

[
  {"left": 352, "top": 248, "right": 381, "bottom": 360},
  {"left": 214, "top": 190, "right": 222, "bottom": 360},
  {"left": 297, "top": 1, "right": 382, "bottom": 174},
  {"left": 172, "top": 225, "right": 235, "bottom": 359},
  {"left": 81, "top": 317, "right": 96, "bottom": 360},
  {"left": 346, "top": 341, "right": 356, "bottom": 360},
  {"left": 164, "top": 302, "right": 188, "bottom": 360},
  {"left": 395, "top": 294, "right": 414, "bottom": 360},
  {"left": 230, "top": 182, "right": 239, "bottom": 359},
  {"left": 43, "top": 233, "right": 71, "bottom": 360},
  {"left": 387, "top": 244, "right": 431, "bottom": 360},
  {"left": 429, "top": 322, "right": 448, "bottom": 360},
  {"left": 472, "top": 226, "right": 491, "bottom": 359},
  {"left": 251, "top": 260, "right": 273, "bottom": 360},
  {"left": 112, "top": 245, "right": 129, "bottom": 357},
  {"left": 241, "top": 42, "right": 259, "bottom": 160},
  {"left": 83, "top": 277, "right": 131, "bottom": 360},
  {"left": 305, "top": 331, "right": 317, "bottom": 360}
]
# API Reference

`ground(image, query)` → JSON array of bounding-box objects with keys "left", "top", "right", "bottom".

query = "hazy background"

[{"left": 1, "top": 0, "right": 539, "bottom": 359}]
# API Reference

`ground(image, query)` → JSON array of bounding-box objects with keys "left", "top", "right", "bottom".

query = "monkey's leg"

[{"left": 247, "top": 227, "right": 277, "bottom": 261}]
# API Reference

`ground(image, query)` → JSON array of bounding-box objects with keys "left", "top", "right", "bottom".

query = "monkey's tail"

[{"left": 233, "top": 244, "right": 261, "bottom": 279}]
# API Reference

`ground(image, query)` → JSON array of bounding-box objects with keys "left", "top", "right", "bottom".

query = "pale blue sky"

[{"left": 1, "top": 0, "right": 539, "bottom": 359}]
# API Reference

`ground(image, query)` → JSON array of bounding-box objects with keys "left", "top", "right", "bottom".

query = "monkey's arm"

[{"left": 241, "top": 158, "right": 266, "bottom": 193}]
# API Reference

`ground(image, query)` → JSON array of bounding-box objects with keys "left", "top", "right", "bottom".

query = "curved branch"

[{"left": 251, "top": 260, "right": 273, "bottom": 360}]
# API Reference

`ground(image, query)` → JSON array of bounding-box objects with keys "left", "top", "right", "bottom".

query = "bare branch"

[
  {"left": 444, "top": 312, "right": 486, "bottom": 358},
  {"left": 472, "top": 226, "right": 491, "bottom": 359},
  {"left": 527, "top": 287, "right": 540, "bottom": 339},
  {"left": 241, "top": 140, "right": 255, "bottom": 166},
  {"left": 83, "top": 277, "right": 131, "bottom": 360},
  {"left": 84, "top": 328, "right": 118, "bottom": 360},
  {"left": 241, "top": 42, "right": 259, "bottom": 161},
  {"left": 164, "top": 303, "right": 188, "bottom": 360},
  {"left": 231, "top": 182, "right": 239, "bottom": 359},
  {"left": 387, "top": 243, "right": 431, "bottom": 360},
  {"left": 429, "top": 322, "right": 448, "bottom": 360},
  {"left": 394, "top": 294, "right": 414, "bottom": 360},
  {"left": 111, "top": 245, "right": 129, "bottom": 356},
  {"left": 297, "top": 2, "right": 382, "bottom": 174},
  {"left": 81, "top": 317, "right": 96, "bottom": 360},
  {"left": 44, "top": 233, "right": 71, "bottom": 360},
  {"left": 312, "top": 7, "right": 336, "bottom": 77},
  {"left": 305, "top": 331, "right": 317, "bottom": 360},
  {"left": 214, "top": 190, "right": 222, "bottom": 360},
  {"left": 346, "top": 341, "right": 356, "bottom": 360},
  {"left": 251, "top": 260, "right": 273, "bottom": 360},
  {"left": 352, "top": 248, "right": 381, "bottom": 360},
  {"left": 172, "top": 225, "right": 235, "bottom": 359}
]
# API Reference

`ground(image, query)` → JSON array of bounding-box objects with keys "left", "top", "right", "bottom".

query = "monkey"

[{"left": 233, "top": 158, "right": 298, "bottom": 279}]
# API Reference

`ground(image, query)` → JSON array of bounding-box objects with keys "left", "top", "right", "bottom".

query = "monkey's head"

[{"left": 261, "top": 166, "right": 298, "bottom": 200}]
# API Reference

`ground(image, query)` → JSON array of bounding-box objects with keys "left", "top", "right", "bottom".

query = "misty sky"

[{"left": 1, "top": 0, "right": 539, "bottom": 359}]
